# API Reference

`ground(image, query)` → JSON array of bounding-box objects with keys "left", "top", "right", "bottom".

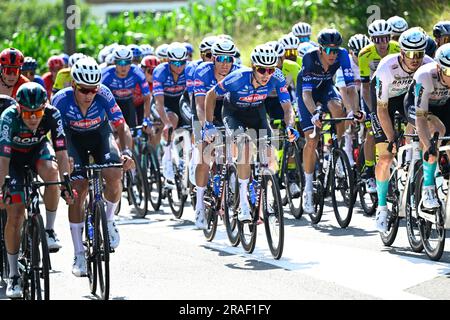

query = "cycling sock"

[
  {"left": 376, "top": 179, "right": 389, "bottom": 207},
  {"left": 196, "top": 187, "right": 205, "bottom": 209},
  {"left": 105, "top": 199, "right": 119, "bottom": 221},
  {"left": 69, "top": 222, "right": 84, "bottom": 255},
  {"left": 304, "top": 172, "right": 313, "bottom": 192},
  {"left": 238, "top": 178, "right": 249, "bottom": 206},
  {"left": 365, "top": 161, "right": 375, "bottom": 177},
  {"left": 7, "top": 252, "right": 19, "bottom": 278},
  {"left": 45, "top": 209, "right": 57, "bottom": 231},
  {"left": 423, "top": 160, "right": 437, "bottom": 187}
]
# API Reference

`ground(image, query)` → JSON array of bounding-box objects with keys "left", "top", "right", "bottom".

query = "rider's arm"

[
  {"left": 281, "top": 102, "right": 294, "bottom": 127},
  {"left": 415, "top": 78, "right": 432, "bottom": 149},
  {"left": 0, "top": 156, "right": 10, "bottom": 191},
  {"left": 152, "top": 65, "right": 172, "bottom": 126},
  {"left": 115, "top": 121, "right": 133, "bottom": 151},
  {"left": 55, "top": 150, "right": 71, "bottom": 180},
  {"left": 205, "top": 89, "right": 218, "bottom": 123},
  {"left": 136, "top": 67, "right": 152, "bottom": 120},
  {"left": 154, "top": 95, "right": 171, "bottom": 126},
  {"left": 143, "top": 94, "right": 151, "bottom": 119},
  {"left": 0, "top": 113, "right": 12, "bottom": 188},
  {"left": 338, "top": 49, "right": 360, "bottom": 113},
  {"left": 48, "top": 107, "right": 71, "bottom": 179},
  {"left": 361, "top": 82, "right": 372, "bottom": 111},
  {"left": 358, "top": 48, "right": 373, "bottom": 111},
  {"left": 375, "top": 74, "right": 395, "bottom": 142},
  {"left": 195, "top": 95, "right": 206, "bottom": 124},
  {"left": 302, "top": 90, "right": 317, "bottom": 114}
]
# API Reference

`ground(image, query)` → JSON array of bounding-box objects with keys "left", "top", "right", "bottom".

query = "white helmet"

[
  {"left": 211, "top": 39, "right": 236, "bottom": 56},
  {"left": 348, "top": 34, "right": 371, "bottom": 53},
  {"left": 250, "top": 44, "right": 278, "bottom": 67},
  {"left": 387, "top": 16, "right": 408, "bottom": 36},
  {"left": 105, "top": 53, "right": 115, "bottom": 65},
  {"left": 266, "top": 41, "right": 285, "bottom": 57},
  {"left": 140, "top": 44, "right": 154, "bottom": 56},
  {"left": 435, "top": 43, "right": 450, "bottom": 69},
  {"left": 113, "top": 45, "right": 133, "bottom": 61},
  {"left": 279, "top": 33, "right": 300, "bottom": 50},
  {"left": 292, "top": 22, "right": 312, "bottom": 37},
  {"left": 155, "top": 44, "right": 169, "bottom": 59},
  {"left": 368, "top": 19, "right": 392, "bottom": 37},
  {"left": 71, "top": 57, "right": 102, "bottom": 86},
  {"left": 167, "top": 42, "right": 188, "bottom": 61},
  {"left": 217, "top": 34, "right": 234, "bottom": 42},
  {"left": 297, "top": 42, "right": 316, "bottom": 58},
  {"left": 199, "top": 36, "right": 217, "bottom": 52},
  {"left": 68, "top": 53, "right": 86, "bottom": 68},
  {"left": 399, "top": 27, "right": 427, "bottom": 51}
]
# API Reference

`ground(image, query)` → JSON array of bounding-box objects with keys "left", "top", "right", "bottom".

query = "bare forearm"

[
  {"left": 117, "top": 124, "right": 133, "bottom": 150},
  {"left": 56, "top": 151, "right": 71, "bottom": 180},
  {"left": 362, "top": 82, "right": 372, "bottom": 112},
  {"left": 302, "top": 91, "right": 316, "bottom": 114},
  {"left": 205, "top": 90, "right": 217, "bottom": 123},
  {"left": 377, "top": 104, "right": 395, "bottom": 142},
  {"left": 155, "top": 95, "right": 170, "bottom": 124},
  {"left": 281, "top": 102, "right": 294, "bottom": 127},
  {"left": 143, "top": 95, "right": 151, "bottom": 119},
  {"left": 0, "top": 157, "right": 10, "bottom": 187},
  {"left": 416, "top": 115, "right": 431, "bottom": 149},
  {"left": 196, "top": 95, "right": 206, "bottom": 124}
]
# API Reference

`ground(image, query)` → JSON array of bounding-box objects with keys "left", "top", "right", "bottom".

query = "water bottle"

[
  {"left": 249, "top": 179, "right": 257, "bottom": 205},
  {"left": 213, "top": 174, "right": 221, "bottom": 196},
  {"left": 87, "top": 215, "right": 94, "bottom": 240}
]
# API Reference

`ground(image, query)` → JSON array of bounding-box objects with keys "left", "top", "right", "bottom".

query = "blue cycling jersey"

[
  {"left": 194, "top": 62, "right": 240, "bottom": 98},
  {"left": 214, "top": 67, "right": 290, "bottom": 109},
  {"left": 298, "top": 48, "right": 355, "bottom": 91},
  {"left": 33, "top": 75, "right": 45, "bottom": 88},
  {"left": 102, "top": 64, "right": 150, "bottom": 101},
  {"left": 186, "top": 59, "right": 203, "bottom": 94},
  {"left": 51, "top": 84, "right": 125, "bottom": 132},
  {"left": 152, "top": 62, "right": 187, "bottom": 98}
]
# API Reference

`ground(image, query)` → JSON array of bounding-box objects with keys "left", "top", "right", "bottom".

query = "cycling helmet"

[
  {"left": 368, "top": 19, "right": 392, "bottom": 37},
  {"left": 399, "top": 27, "right": 427, "bottom": 51},
  {"left": 71, "top": 57, "right": 102, "bottom": 86},
  {"left": 317, "top": 28, "right": 343, "bottom": 46},
  {"left": 292, "top": 22, "right": 312, "bottom": 37},
  {"left": 113, "top": 45, "right": 133, "bottom": 62},
  {"left": 279, "top": 33, "right": 300, "bottom": 50},
  {"left": 426, "top": 35, "right": 437, "bottom": 57},
  {"left": 140, "top": 44, "right": 155, "bottom": 57},
  {"left": 297, "top": 42, "right": 316, "bottom": 57},
  {"left": 105, "top": 53, "right": 115, "bottom": 65},
  {"left": 211, "top": 39, "right": 237, "bottom": 56},
  {"left": 16, "top": 82, "right": 48, "bottom": 110},
  {"left": 167, "top": 42, "right": 188, "bottom": 61},
  {"left": 433, "top": 21, "right": 450, "bottom": 38},
  {"left": 60, "top": 53, "right": 70, "bottom": 66},
  {"left": 387, "top": 16, "right": 408, "bottom": 36},
  {"left": 22, "top": 57, "right": 38, "bottom": 71},
  {"left": 435, "top": 43, "right": 450, "bottom": 68},
  {"left": 199, "top": 36, "right": 217, "bottom": 52},
  {"left": 250, "top": 44, "right": 278, "bottom": 67},
  {"left": 348, "top": 34, "right": 371, "bottom": 52},
  {"left": 183, "top": 42, "right": 194, "bottom": 55},
  {"left": 217, "top": 34, "right": 233, "bottom": 42},
  {"left": 0, "top": 48, "right": 25, "bottom": 67},
  {"left": 266, "top": 41, "right": 285, "bottom": 57},
  {"left": 141, "top": 55, "right": 161, "bottom": 69},
  {"left": 47, "top": 55, "right": 65, "bottom": 71},
  {"left": 155, "top": 44, "right": 169, "bottom": 59},
  {"left": 68, "top": 53, "right": 86, "bottom": 68},
  {"left": 127, "top": 44, "right": 143, "bottom": 60}
]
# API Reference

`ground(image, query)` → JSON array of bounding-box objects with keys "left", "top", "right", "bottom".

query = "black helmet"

[
  {"left": 433, "top": 21, "right": 450, "bottom": 38},
  {"left": 318, "top": 28, "right": 343, "bottom": 46},
  {"left": 16, "top": 82, "right": 48, "bottom": 110}
]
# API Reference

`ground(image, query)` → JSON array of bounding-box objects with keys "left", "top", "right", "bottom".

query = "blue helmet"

[
  {"left": 22, "top": 57, "right": 38, "bottom": 71},
  {"left": 183, "top": 42, "right": 194, "bottom": 55},
  {"left": 318, "top": 28, "right": 343, "bottom": 46}
]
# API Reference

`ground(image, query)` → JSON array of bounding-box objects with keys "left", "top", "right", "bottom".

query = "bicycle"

[
  {"left": 78, "top": 162, "right": 123, "bottom": 300},
  {"left": 0, "top": 209, "right": 8, "bottom": 283},
  {"left": 2, "top": 168, "right": 72, "bottom": 300}
]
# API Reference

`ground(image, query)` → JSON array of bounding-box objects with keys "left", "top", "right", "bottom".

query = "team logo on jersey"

[
  {"left": 110, "top": 104, "right": 121, "bottom": 114},
  {"left": 194, "top": 79, "right": 203, "bottom": 87},
  {"left": 165, "top": 86, "right": 185, "bottom": 93},
  {"left": 186, "top": 80, "right": 194, "bottom": 87},
  {"left": 239, "top": 94, "right": 267, "bottom": 102},
  {"left": 55, "top": 139, "right": 65, "bottom": 148},
  {"left": 3, "top": 146, "right": 11, "bottom": 154},
  {"left": 70, "top": 117, "right": 102, "bottom": 129},
  {"left": 13, "top": 135, "right": 45, "bottom": 145},
  {"left": 280, "top": 86, "right": 289, "bottom": 93},
  {"left": 113, "top": 89, "right": 133, "bottom": 98},
  {"left": 343, "top": 68, "right": 354, "bottom": 78}
]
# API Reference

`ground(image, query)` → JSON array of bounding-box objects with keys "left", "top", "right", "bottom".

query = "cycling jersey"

[
  {"left": 52, "top": 68, "right": 72, "bottom": 93},
  {"left": 414, "top": 62, "right": 450, "bottom": 111},
  {"left": 51, "top": 84, "right": 125, "bottom": 132},
  {"left": 33, "top": 75, "right": 45, "bottom": 88},
  {"left": 0, "top": 94, "right": 17, "bottom": 115},
  {"left": 214, "top": 67, "right": 290, "bottom": 109},
  {"left": 102, "top": 64, "right": 150, "bottom": 101},
  {"left": 336, "top": 54, "right": 360, "bottom": 88},
  {"left": 282, "top": 59, "right": 300, "bottom": 89},
  {"left": 358, "top": 41, "right": 400, "bottom": 82},
  {"left": 0, "top": 104, "right": 66, "bottom": 157},
  {"left": 10, "top": 75, "right": 29, "bottom": 99},
  {"left": 42, "top": 72, "right": 54, "bottom": 98},
  {"left": 152, "top": 62, "right": 187, "bottom": 98},
  {"left": 186, "top": 59, "right": 203, "bottom": 94},
  {"left": 296, "top": 41, "right": 319, "bottom": 66},
  {"left": 193, "top": 62, "right": 240, "bottom": 97}
]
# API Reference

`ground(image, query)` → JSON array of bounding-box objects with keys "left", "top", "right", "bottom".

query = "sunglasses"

[
  {"left": 169, "top": 60, "right": 187, "bottom": 67},
  {"left": 201, "top": 51, "right": 213, "bottom": 59},
  {"left": 298, "top": 36, "right": 310, "bottom": 42},
  {"left": 21, "top": 107, "right": 45, "bottom": 119},
  {"left": 215, "top": 55, "right": 234, "bottom": 63},
  {"left": 2, "top": 66, "right": 20, "bottom": 76},
  {"left": 76, "top": 84, "right": 99, "bottom": 95},
  {"left": 321, "top": 46, "right": 340, "bottom": 55},
  {"left": 285, "top": 49, "right": 298, "bottom": 56},
  {"left": 441, "top": 66, "right": 450, "bottom": 77},
  {"left": 403, "top": 50, "right": 425, "bottom": 59},
  {"left": 372, "top": 36, "right": 391, "bottom": 44},
  {"left": 255, "top": 66, "right": 276, "bottom": 75},
  {"left": 116, "top": 59, "right": 132, "bottom": 66}
]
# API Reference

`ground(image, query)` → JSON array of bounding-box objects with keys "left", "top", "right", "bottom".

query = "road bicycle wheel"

[
  {"left": 262, "top": 169, "right": 284, "bottom": 260},
  {"left": 223, "top": 165, "right": 240, "bottom": 247},
  {"left": 355, "top": 144, "right": 377, "bottom": 216},
  {"left": 126, "top": 151, "right": 149, "bottom": 218},
  {"left": 405, "top": 166, "right": 424, "bottom": 252},
  {"left": 309, "top": 151, "right": 326, "bottom": 224},
  {"left": 238, "top": 179, "right": 257, "bottom": 254},
  {"left": 330, "top": 148, "right": 355, "bottom": 228},
  {"left": 85, "top": 209, "right": 97, "bottom": 296},
  {"left": 167, "top": 159, "right": 188, "bottom": 219},
  {"left": 283, "top": 141, "right": 303, "bottom": 219},
  {"left": 0, "top": 210, "right": 9, "bottom": 281},
  {"left": 29, "top": 214, "right": 50, "bottom": 300},
  {"left": 95, "top": 201, "right": 110, "bottom": 300},
  {"left": 380, "top": 166, "right": 400, "bottom": 246},
  {"left": 145, "top": 147, "right": 162, "bottom": 211},
  {"left": 203, "top": 189, "right": 218, "bottom": 241}
]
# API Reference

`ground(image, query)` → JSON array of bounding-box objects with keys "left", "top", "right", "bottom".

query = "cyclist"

[
  {"left": 0, "top": 48, "right": 29, "bottom": 98},
  {"left": 297, "top": 42, "right": 316, "bottom": 65},
  {"left": 128, "top": 44, "right": 143, "bottom": 65},
  {"left": 42, "top": 55, "right": 65, "bottom": 98},
  {"left": 52, "top": 53, "right": 86, "bottom": 96},
  {"left": 102, "top": 45, "right": 151, "bottom": 129},
  {"left": 155, "top": 44, "right": 170, "bottom": 63},
  {"left": 192, "top": 38, "right": 239, "bottom": 228},
  {"left": 279, "top": 33, "right": 300, "bottom": 63},
  {"left": 387, "top": 16, "right": 408, "bottom": 42},
  {"left": 203, "top": 44, "right": 298, "bottom": 221},
  {"left": 359, "top": 20, "right": 400, "bottom": 193},
  {"left": 52, "top": 57, "right": 134, "bottom": 277},
  {"left": 0, "top": 82, "right": 72, "bottom": 298},
  {"left": 152, "top": 42, "right": 189, "bottom": 186},
  {"left": 373, "top": 28, "right": 434, "bottom": 231},
  {"left": 135, "top": 55, "right": 160, "bottom": 125},
  {"left": 433, "top": 21, "right": 450, "bottom": 49},
  {"left": 298, "top": 28, "right": 364, "bottom": 215},
  {"left": 141, "top": 44, "right": 154, "bottom": 57},
  {"left": 405, "top": 43, "right": 450, "bottom": 209},
  {"left": 21, "top": 57, "right": 45, "bottom": 87},
  {"left": 292, "top": 22, "right": 318, "bottom": 66},
  {"left": 0, "top": 94, "right": 16, "bottom": 115},
  {"left": 184, "top": 42, "right": 194, "bottom": 61}
]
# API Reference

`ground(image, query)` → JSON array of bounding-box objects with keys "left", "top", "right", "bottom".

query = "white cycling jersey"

[
  {"left": 414, "top": 62, "right": 450, "bottom": 112},
  {"left": 375, "top": 53, "right": 434, "bottom": 103},
  {"left": 336, "top": 54, "right": 360, "bottom": 89}
]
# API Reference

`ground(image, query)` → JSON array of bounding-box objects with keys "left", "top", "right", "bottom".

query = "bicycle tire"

[
  {"left": 168, "top": 162, "right": 187, "bottom": 218},
  {"left": 30, "top": 214, "right": 50, "bottom": 300},
  {"left": 356, "top": 144, "right": 377, "bottom": 216},
  {"left": 146, "top": 147, "right": 162, "bottom": 211},
  {"left": 0, "top": 210, "right": 9, "bottom": 281},
  {"left": 223, "top": 165, "right": 240, "bottom": 247},
  {"left": 309, "top": 150, "right": 325, "bottom": 224},
  {"left": 380, "top": 166, "right": 400, "bottom": 246},
  {"left": 203, "top": 191, "right": 218, "bottom": 241},
  {"left": 95, "top": 201, "right": 110, "bottom": 300},
  {"left": 262, "top": 169, "right": 284, "bottom": 259},
  {"left": 85, "top": 207, "right": 98, "bottom": 296},
  {"left": 405, "top": 166, "right": 424, "bottom": 252},
  {"left": 127, "top": 151, "right": 149, "bottom": 218},
  {"left": 238, "top": 179, "right": 257, "bottom": 253},
  {"left": 283, "top": 141, "right": 304, "bottom": 219}
]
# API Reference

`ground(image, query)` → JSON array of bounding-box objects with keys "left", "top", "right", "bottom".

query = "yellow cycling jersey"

[
  {"left": 281, "top": 59, "right": 300, "bottom": 88},
  {"left": 358, "top": 41, "right": 400, "bottom": 82},
  {"left": 52, "top": 68, "right": 72, "bottom": 93}
]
